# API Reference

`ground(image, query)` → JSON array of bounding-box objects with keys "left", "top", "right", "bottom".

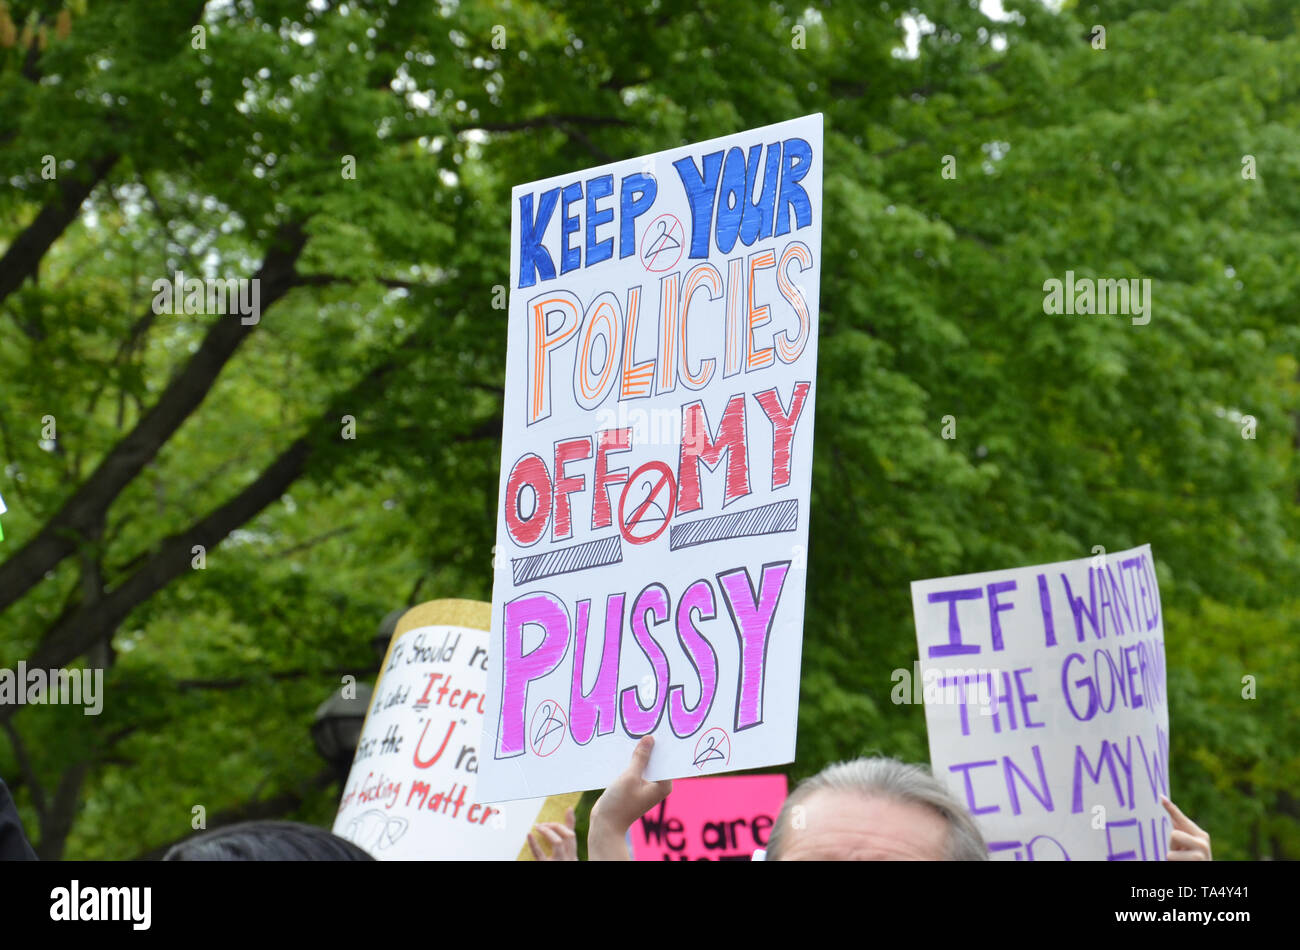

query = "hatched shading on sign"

[{"left": 480, "top": 115, "right": 824, "bottom": 802}]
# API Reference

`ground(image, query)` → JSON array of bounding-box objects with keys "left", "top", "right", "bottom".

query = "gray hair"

[{"left": 766, "top": 757, "right": 989, "bottom": 861}]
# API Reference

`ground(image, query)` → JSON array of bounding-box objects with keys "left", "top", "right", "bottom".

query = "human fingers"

[
  {"left": 1168, "top": 829, "right": 1211, "bottom": 860},
  {"left": 596, "top": 736, "right": 660, "bottom": 827},
  {"left": 1161, "top": 796, "right": 1203, "bottom": 836},
  {"left": 638, "top": 776, "right": 672, "bottom": 813},
  {"left": 542, "top": 822, "right": 576, "bottom": 841},
  {"left": 527, "top": 831, "right": 545, "bottom": 861},
  {"left": 1163, "top": 797, "right": 1211, "bottom": 858},
  {"left": 627, "top": 734, "right": 655, "bottom": 779},
  {"left": 554, "top": 828, "right": 577, "bottom": 861}
]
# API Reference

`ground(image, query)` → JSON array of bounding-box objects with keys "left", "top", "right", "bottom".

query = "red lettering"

[
  {"left": 591, "top": 427, "right": 632, "bottom": 530},
  {"left": 407, "top": 781, "right": 431, "bottom": 809},
  {"left": 753, "top": 382, "right": 810, "bottom": 489},
  {"left": 678, "top": 393, "right": 750, "bottom": 513},
  {"left": 415, "top": 672, "right": 443, "bottom": 708},
  {"left": 552, "top": 437, "right": 593, "bottom": 541},
  {"left": 504, "top": 453, "right": 552, "bottom": 546},
  {"left": 450, "top": 783, "right": 468, "bottom": 819},
  {"left": 413, "top": 719, "right": 456, "bottom": 769}
]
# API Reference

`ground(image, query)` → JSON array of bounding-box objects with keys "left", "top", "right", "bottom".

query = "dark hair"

[{"left": 162, "top": 820, "right": 376, "bottom": 861}]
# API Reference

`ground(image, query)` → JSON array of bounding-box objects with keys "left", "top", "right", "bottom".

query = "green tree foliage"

[{"left": 0, "top": 0, "right": 1296, "bottom": 859}]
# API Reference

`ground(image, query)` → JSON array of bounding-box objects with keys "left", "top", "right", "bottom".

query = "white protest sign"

[
  {"left": 332, "top": 600, "right": 577, "bottom": 859},
  {"left": 479, "top": 114, "right": 823, "bottom": 801},
  {"left": 910, "top": 544, "right": 1171, "bottom": 860}
]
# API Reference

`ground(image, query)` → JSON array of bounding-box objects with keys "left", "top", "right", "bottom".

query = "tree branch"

[
  {"left": 0, "top": 0, "right": 209, "bottom": 317},
  {"left": 0, "top": 221, "right": 308, "bottom": 616},
  {"left": 13, "top": 435, "right": 314, "bottom": 689},
  {"left": 4, "top": 407, "right": 503, "bottom": 704},
  {"left": 35, "top": 762, "right": 89, "bottom": 861},
  {"left": 0, "top": 153, "right": 120, "bottom": 326},
  {"left": 0, "top": 350, "right": 407, "bottom": 700},
  {"left": 0, "top": 722, "right": 46, "bottom": 817}
]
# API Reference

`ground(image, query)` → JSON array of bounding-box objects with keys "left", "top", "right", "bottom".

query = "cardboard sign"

[
  {"left": 630, "top": 774, "right": 787, "bottom": 861},
  {"left": 479, "top": 114, "right": 824, "bottom": 801},
  {"left": 910, "top": 544, "right": 1170, "bottom": 860},
  {"left": 332, "top": 600, "right": 578, "bottom": 860}
]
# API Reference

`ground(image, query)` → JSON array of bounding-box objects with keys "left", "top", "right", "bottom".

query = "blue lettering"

[
  {"left": 673, "top": 151, "right": 724, "bottom": 258},
  {"left": 620, "top": 173, "right": 658, "bottom": 259},
  {"left": 518, "top": 188, "right": 560, "bottom": 288},
  {"left": 774, "top": 137, "right": 813, "bottom": 236},
  {"left": 560, "top": 182, "right": 583, "bottom": 275},
  {"left": 586, "top": 174, "right": 615, "bottom": 266}
]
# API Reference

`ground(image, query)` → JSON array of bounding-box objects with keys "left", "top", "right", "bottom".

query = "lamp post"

[
  {"left": 372, "top": 607, "right": 405, "bottom": 666},
  {"left": 311, "top": 681, "right": 373, "bottom": 785},
  {"left": 312, "top": 609, "right": 403, "bottom": 784}
]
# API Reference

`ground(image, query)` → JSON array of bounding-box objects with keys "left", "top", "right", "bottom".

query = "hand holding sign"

[
  {"left": 589, "top": 736, "right": 673, "bottom": 861},
  {"left": 482, "top": 114, "right": 823, "bottom": 802},
  {"left": 1163, "top": 796, "right": 1212, "bottom": 861},
  {"left": 911, "top": 544, "right": 1173, "bottom": 861},
  {"left": 527, "top": 806, "right": 578, "bottom": 861}
]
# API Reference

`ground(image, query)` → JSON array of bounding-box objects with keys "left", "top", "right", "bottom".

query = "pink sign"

[{"left": 631, "top": 774, "right": 788, "bottom": 861}]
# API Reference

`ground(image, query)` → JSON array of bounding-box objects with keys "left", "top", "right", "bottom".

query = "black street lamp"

[
  {"left": 372, "top": 608, "right": 405, "bottom": 666},
  {"left": 311, "top": 681, "right": 373, "bottom": 784},
  {"left": 312, "top": 609, "right": 402, "bottom": 784}
]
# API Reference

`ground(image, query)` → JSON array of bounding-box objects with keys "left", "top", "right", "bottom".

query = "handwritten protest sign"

[
  {"left": 332, "top": 600, "right": 578, "bottom": 860},
  {"left": 631, "top": 774, "right": 787, "bottom": 861},
  {"left": 479, "top": 114, "right": 823, "bottom": 801},
  {"left": 910, "top": 544, "right": 1170, "bottom": 860}
]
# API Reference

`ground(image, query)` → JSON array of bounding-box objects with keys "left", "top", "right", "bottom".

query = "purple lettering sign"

[{"left": 910, "top": 544, "right": 1170, "bottom": 860}]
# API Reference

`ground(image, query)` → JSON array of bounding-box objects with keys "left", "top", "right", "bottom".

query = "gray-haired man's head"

[{"left": 765, "top": 757, "right": 988, "bottom": 861}]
